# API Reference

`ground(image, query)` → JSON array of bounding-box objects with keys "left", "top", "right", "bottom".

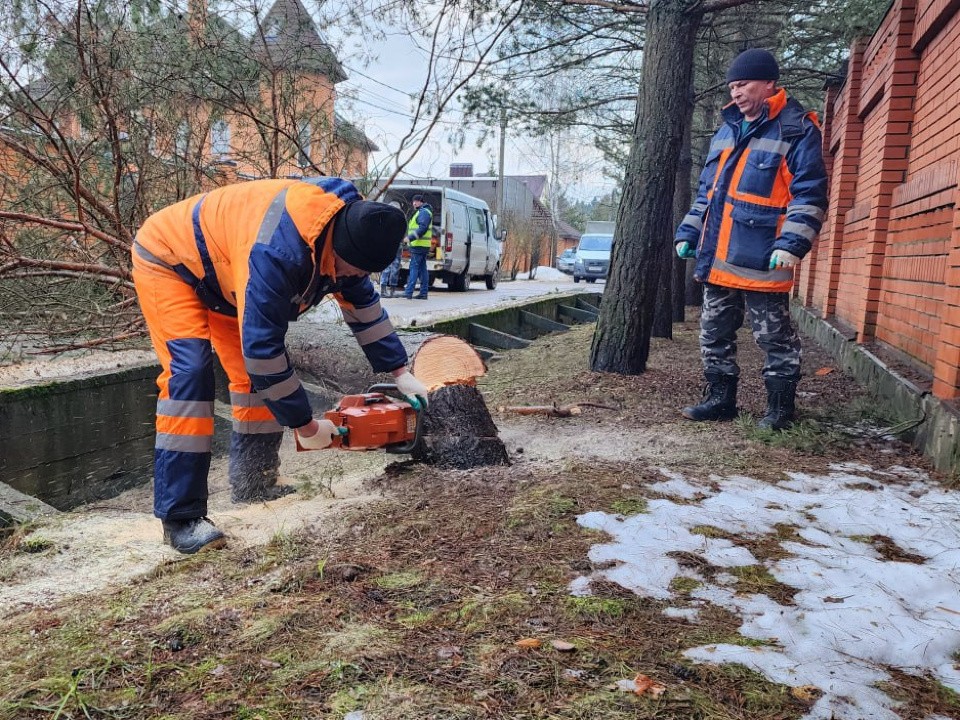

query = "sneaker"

[
  {"left": 414, "top": 295, "right": 428, "bottom": 300},
  {"left": 162, "top": 517, "right": 226, "bottom": 555},
  {"left": 402, "top": 295, "right": 413, "bottom": 300}
]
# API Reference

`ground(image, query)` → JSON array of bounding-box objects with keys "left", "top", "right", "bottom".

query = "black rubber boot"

[
  {"left": 681, "top": 373, "right": 738, "bottom": 421},
  {"left": 229, "top": 432, "right": 288, "bottom": 503},
  {"left": 162, "top": 517, "right": 226, "bottom": 554},
  {"left": 758, "top": 377, "right": 798, "bottom": 431}
]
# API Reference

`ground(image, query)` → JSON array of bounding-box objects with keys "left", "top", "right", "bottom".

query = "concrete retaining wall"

[
  {"left": 0, "top": 291, "right": 603, "bottom": 511},
  {"left": 794, "top": 304, "right": 960, "bottom": 474},
  {"left": 0, "top": 363, "right": 160, "bottom": 510}
]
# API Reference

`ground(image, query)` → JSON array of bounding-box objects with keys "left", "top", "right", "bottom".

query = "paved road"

[{"left": 379, "top": 272, "right": 605, "bottom": 328}]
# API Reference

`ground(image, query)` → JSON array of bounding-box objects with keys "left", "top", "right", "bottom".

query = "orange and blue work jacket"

[
  {"left": 675, "top": 88, "right": 828, "bottom": 293},
  {"left": 133, "top": 177, "right": 407, "bottom": 429}
]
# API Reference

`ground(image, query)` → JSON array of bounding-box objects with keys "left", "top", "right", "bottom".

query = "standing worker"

[
  {"left": 379, "top": 201, "right": 404, "bottom": 298},
  {"left": 132, "top": 177, "right": 429, "bottom": 554},
  {"left": 674, "top": 49, "right": 828, "bottom": 430},
  {"left": 402, "top": 194, "right": 433, "bottom": 300}
]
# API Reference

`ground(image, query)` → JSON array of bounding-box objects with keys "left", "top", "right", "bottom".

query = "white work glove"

[
  {"left": 394, "top": 369, "right": 429, "bottom": 409},
  {"left": 769, "top": 249, "right": 801, "bottom": 269},
  {"left": 295, "top": 418, "right": 341, "bottom": 450},
  {"left": 676, "top": 241, "right": 696, "bottom": 259}
]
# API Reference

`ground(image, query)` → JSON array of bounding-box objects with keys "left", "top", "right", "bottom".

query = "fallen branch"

[
  {"left": 498, "top": 404, "right": 583, "bottom": 417},
  {"left": 577, "top": 401, "right": 620, "bottom": 411}
]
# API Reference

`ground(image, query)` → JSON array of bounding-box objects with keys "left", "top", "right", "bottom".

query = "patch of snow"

[
  {"left": 514, "top": 266, "right": 569, "bottom": 281},
  {"left": 663, "top": 607, "right": 700, "bottom": 621},
  {"left": 652, "top": 468, "right": 702, "bottom": 498},
  {"left": 572, "top": 466, "right": 960, "bottom": 720}
]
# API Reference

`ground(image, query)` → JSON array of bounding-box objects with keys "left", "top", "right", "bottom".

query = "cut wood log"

[
  {"left": 412, "top": 385, "right": 509, "bottom": 469},
  {"left": 412, "top": 335, "right": 486, "bottom": 390}
]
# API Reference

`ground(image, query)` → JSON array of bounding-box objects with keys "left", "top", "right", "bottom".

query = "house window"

[
  {"left": 175, "top": 121, "right": 189, "bottom": 157},
  {"left": 297, "top": 120, "right": 311, "bottom": 168},
  {"left": 211, "top": 119, "right": 230, "bottom": 158}
]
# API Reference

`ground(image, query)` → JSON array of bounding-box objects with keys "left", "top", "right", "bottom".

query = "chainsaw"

[{"left": 296, "top": 383, "right": 423, "bottom": 454}]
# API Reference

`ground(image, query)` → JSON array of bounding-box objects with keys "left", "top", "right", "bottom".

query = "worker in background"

[
  {"left": 674, "top": 49, "right": 827, "bottom": 431},
  {"left": 132, "top": 177, "right": 429, "bottom": 554},
  {"left": 402, "top": 194, "right": 433, "bottom": 300},
  {"left": 379, "top": 201, "right": 404, "bottom": 297}
]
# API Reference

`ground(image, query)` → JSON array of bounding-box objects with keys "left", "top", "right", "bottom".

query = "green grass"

[
  {"left": 373, "top": 570, "right": 424, "bottom": 590},
  {"left": 611, "top": 498, "right": 648, "bottom": 515},
  {"left": 729, "top": 564, "right": 780, "bottom": 595},
  {"left": 670, "top": 576, "right": 702, "bottom": 594},
  {"left": 736, "top": 413, "right": 845, "bottom": 454},
  {"left": 564, "top": 596, "right": 627, "bottom": 620}
]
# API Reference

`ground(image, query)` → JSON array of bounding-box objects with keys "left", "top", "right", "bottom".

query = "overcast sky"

[{"left": 333, "top": 27, "right": 617, "bottom": 201}]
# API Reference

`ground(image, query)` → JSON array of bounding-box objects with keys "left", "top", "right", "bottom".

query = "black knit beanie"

[
  {"left": 331, "top": 200, "right": 407, "bottom": 273},
  {"left": 726, "top": 49, "right": 780, "bottom": 83}
]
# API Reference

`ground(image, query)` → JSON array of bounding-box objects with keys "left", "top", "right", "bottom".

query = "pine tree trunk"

[
  {"left": 590, "top": 0, "right": 702, "bottom": 373},
  {"left": 672, "top": 91, "right": 695, "bottom": 322},
  {"left": 654, "top": 79, "right": 696, "bottom": 337}
]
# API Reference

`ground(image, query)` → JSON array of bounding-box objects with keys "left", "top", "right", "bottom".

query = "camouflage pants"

[{"left": 699, "top": 283, "right": 801, "bottom": 380}]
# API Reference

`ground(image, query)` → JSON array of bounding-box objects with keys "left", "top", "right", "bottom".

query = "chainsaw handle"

[{"left": 366, "top": 383, "right": 424, "bottom": 455}]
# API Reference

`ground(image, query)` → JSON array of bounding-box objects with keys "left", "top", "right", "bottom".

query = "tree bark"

[
  {"left": 654, "top": 77, "right": 696, "bottom": 337},
  {"left": 412, "top": 385, "right": 510, "bottom": 468},
  {"left": 672, "top": 89, "right": 695, "bottom": 322},
  {"left": 590, "top": 0, "right": 702, "bottom": 373}
]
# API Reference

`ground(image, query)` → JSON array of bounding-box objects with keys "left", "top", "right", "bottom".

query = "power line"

[{"left": 342, "top": 63, "right": 414, "bottom": 98}]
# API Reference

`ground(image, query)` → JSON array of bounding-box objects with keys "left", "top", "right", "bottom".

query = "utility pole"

[{"left": 497, "top": 107, "right": 507, "bottom": 230}]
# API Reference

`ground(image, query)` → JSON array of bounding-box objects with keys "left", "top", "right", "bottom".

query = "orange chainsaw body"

[{"left": 322, "top": 392, "right": 418, "bottom": 450}]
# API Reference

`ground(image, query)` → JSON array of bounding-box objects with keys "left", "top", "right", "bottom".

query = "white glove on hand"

[
  {"left": 394, "top": 370, "right": 429, "bottom": 409},
  {"left": 296, "top": 418, "right": 340, "bottom": 450},
  {"left": 676, "top": 241, "right": 696, "bottom": 259},
  {"left": 769, "top": 249, "right": 801, "bottom": 269}
]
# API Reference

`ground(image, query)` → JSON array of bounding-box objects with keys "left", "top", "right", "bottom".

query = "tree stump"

[{"left": 412, "top": 385, "right": 509, "bottom": 469}]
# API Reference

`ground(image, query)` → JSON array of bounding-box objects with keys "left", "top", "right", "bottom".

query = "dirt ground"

[{"left": 0, "top": 314, "right": 954, "bottom": 720}]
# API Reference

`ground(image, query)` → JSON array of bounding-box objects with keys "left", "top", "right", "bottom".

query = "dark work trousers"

[{"left": 700, "top": 283, "right": 801, "bottom": 380}]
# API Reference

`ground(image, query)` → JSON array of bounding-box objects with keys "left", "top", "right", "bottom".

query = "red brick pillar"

[
  {"left": 813, "top": 41, "right": 866, "bottom": 317},
  {"left": 855, "top": 0, "right": 920, "bottom": 342},
  {"left": 932, "top": 173, "right": 960, "bottom": 399}
]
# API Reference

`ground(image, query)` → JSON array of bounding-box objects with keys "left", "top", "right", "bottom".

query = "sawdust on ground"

[{"left": 0, "top": 313, "right": 931, "bottom": 620}]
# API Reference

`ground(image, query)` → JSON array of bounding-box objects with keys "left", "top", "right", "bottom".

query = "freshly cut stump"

[
  {"left": 412, "top": 334, "right": 487, "bottom": 390},
  {"left": 412, "top": 384, "right": 509, "bottom": 468}
]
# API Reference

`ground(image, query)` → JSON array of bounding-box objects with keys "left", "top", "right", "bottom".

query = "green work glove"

[
  {"left": 395, "top": 369, "right": 429, "bottom": 410},
  {"left": 676, "top": 241, "right": 696, "bottom": 259}
]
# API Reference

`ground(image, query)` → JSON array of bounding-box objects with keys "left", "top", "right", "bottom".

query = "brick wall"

[{"left": 800, "top": 0, "right": 960, "bottom": 400}]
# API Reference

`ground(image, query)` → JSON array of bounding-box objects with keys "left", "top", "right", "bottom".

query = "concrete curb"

[{"left": 793, "top": 303, "right": 960, "bottom": 475}]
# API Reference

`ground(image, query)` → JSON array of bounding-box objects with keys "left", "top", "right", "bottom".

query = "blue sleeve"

[
  {"left": 776, "top": 120, "right": 828, "bottom": 258},
  {"left": 242, "top": 216, "right": 314, "bottom": 429},
  {"left": 338, "top": 275, "right": 408, "bottom": 373},
  {"left": 675, "top": 131, "right": 723, "bottom": 246}
]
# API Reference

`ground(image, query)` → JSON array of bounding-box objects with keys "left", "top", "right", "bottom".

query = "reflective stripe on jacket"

[
  {"left": 675, "top": 88, "right": 828, "bottom": 292},
  {"left": 134, "top": 177, "right": 408, "bottom": 429},
  {"left": 408, "top": 205, "right": 433, "bottom": 248}
]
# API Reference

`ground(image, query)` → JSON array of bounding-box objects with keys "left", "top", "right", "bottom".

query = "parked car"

[
  {"left": 555, "top": 248, "right": 576, "bottom": 274},
  {"left": 377, "top": 185, "right": 502, "bottom": 291},
  {"left": 573, "top": 232, "right": 613, "bottom": 283}
]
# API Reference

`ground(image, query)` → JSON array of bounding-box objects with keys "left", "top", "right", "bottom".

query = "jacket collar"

[{"left": 722, "top": 87, "right": 788, "bottom": 125}]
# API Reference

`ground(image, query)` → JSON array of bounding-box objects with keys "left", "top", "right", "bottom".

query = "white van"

[
  {"left": 573, "top": 233, "right": 613, "bottom": 283},
  {"left": 378, "top": 185, "right": 502, "bottom": 291}
]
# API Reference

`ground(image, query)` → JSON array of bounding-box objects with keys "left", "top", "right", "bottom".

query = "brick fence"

[{"left": 799, "top": 0, "right": 960, "bottom": 401}]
